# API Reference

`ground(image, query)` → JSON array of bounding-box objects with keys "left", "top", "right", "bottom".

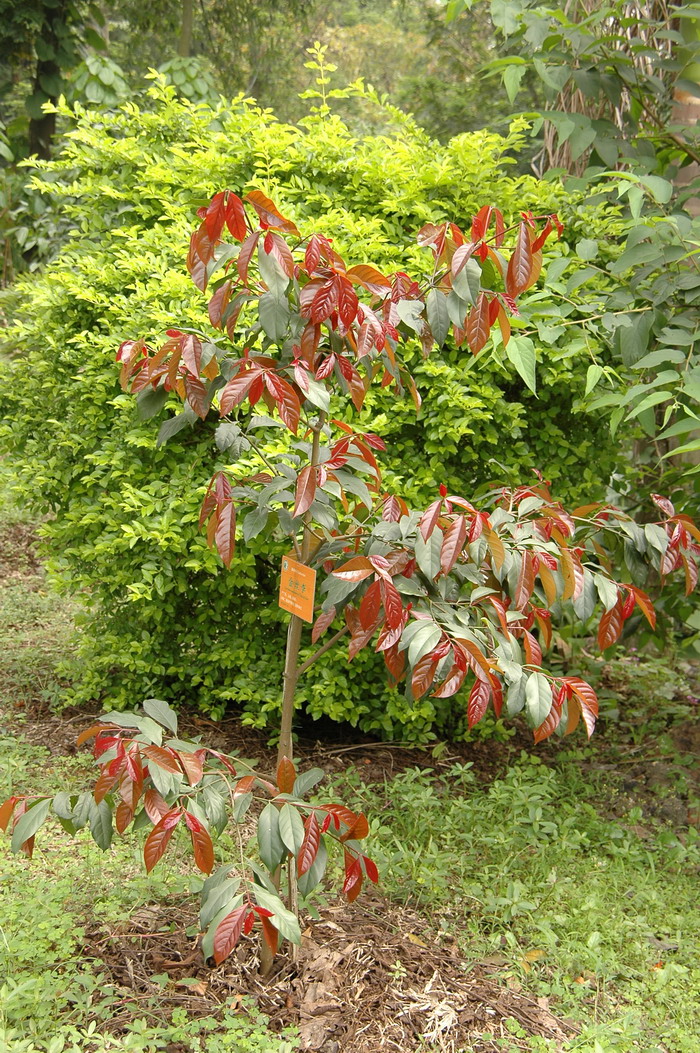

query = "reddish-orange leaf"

[
  {"left": 144, "top": 808, "right": 182, "bottom": 873},
  {"left": 522, "top": 629, "right": 543, "bottom": 668},
  {"left": 598, "top": 599, "right": 624, "bottom": 650},
  {"left": 265, "top": 372, "right": 300, "bottom": 434},
  {"left": 332, "top": 556, "right": 374, "bottom": 582},
  {"left": 538, "top": 564, "right": 557, "bottom": 607},
  {"left": 178, "top": 750, "right": 204, "bottom": 786},
  {"left": 497, "top": 303, "right": 511, "bottom": 347},
  {"left": 116, "top": 801, "right": 133, "bottom": 834},
  {"left": 298, "top": 813, "right": 321, "bottom": 876},
  {"left": 0, "top": 796, "right": 19, "bottom": 833},
  {"left": 559, "top": 547, "right": 584, "bottom": 602},
  {"left": 237, "top": 230, "right": 261, "bottom": 284},
  {"left": 260, "top": 914, "right": 279, "bottom": 956},
  {"left": 181, "top": 334, "right": 202, "bottom": 377},
  {"left": 484, "top": 527, "right": 505, "bottom": 570},
  {"left": 204, "top": 192, "right": 227, "bottom": 241},
  {"left": 142, "top": 744, "right": 181, "bottom": 774},
  {"left": 76, "top": 724, "right": 109, "bottom": 748},
  {"left": 506, "top": 221, "right": 534, "bottom": 298},
  {"left": 208, "top": 280, "right": 232, "bottom": 329},
  {"left": 567, "top": 677, "right": 598, "bottom": 737},
  {"left": 629, "top": 586, "right": 656, "bottom": 629},
  {"left": 93, "top": 768, "right": 120, "bottom": 804},
  {"left": 345, "top": 264, "right": 392, "bottom": 296},
  {"left": 184, "top": 812, "right": 214, "bottom": 874},
  {"left": 277, "top": 757, "right": 296, "bottom": 795},
  {"left": 466, "top": 292, "right": 491, "bottom": 354},
  {"left": 293, "top": 465, "right": 317, "bottom": 518},
  {"left": 341, "top": 812, "right": 370, "bottom": 842},
  {"left": 213, "top": 905, "right": 248, "bottom": 965},
  {"left": 143, "top": 788, "right": 169, "bottom": 824},
  {"left": 245, "top": 189, "right": 299, "bottom": 235},
  {"left": 411, "top": 654, "right": 439, "bottom": 698},
  {"left": 534, "top": 706, "right": 561, "bottom": 744},
  {"left": 381, "top": 579, "right": 403, "bottom": 629}
]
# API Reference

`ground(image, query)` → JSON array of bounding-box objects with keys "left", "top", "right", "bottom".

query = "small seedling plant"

[{"left": 2, "top": 189, "right": 698, "bottom": 972}]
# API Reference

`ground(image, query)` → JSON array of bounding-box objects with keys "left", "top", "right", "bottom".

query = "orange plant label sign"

[{"left": 279, "top": 556, "right": 316, "bottom": 623}]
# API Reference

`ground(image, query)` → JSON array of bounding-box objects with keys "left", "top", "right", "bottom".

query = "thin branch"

[{"left": 297, "top": 626, "right": 348, "bottom": 677}]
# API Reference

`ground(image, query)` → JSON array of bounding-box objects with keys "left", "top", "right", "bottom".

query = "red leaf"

[
  {"left": 342, "top": 854, "right": 363, "bottom": 897},
  {"left": 185, "top": 374, "right": 209, "bottom": 420},
  {"left": 213, "top": 905, "right": 248, "bottom": 964},
  {"left": 184, "top": 812, "right": 214, "bottom": 874},
  {"left": 237, "top": 231, "right": 261, "bottom": 284},
  {"left": 245, "top": 189, "right": 299, "bottom": 235},
  {"left": 264, "top": 372, "right": 300, "bottom": 434},
  {"left": 651, "top": 493, "right": 675, "bottom": 517},
  {"left": 309, "top": 280, "right": 337, "bottom": 324},
  {"left": 215, "top": 501, "right": 236, "bottom": 568},
  {"left": 419, "top": 498, "right": 443, "bottom": 542},
  {"left": 598, "top": 599, "right": 624, "bottom": 650},
  {"left": 293, "top": 465, "right": 317, "bottom": 518},
  {"left": 381, "top": 579, "right": 403, "bottom": 629},
  {"left": 471, "top": 205, "right": 493, "bottom": 242},
  {"left": 359, "top": 580, "right": 382, "bottom": 630},
  {"left": 143, "top": 788, "right": 169, "bottom": 824},
  {"left": 144, "top": 809, "right": 182, "bottom": 873},
  {"left": 76, "top": 724, "right": 110, "bottom": 748},
  {"left": 466, "top": 292, "right": 491, "bottom": 354},
  {"left": 522, "top": 629, "right": 543, "bottom": 668},
  {"left": 93, "top": 768, "right": 120, "bottom": 804},
  {"left": 277, "top": 757, "right": 297, "bottom": 795},
  {"left": 382, "top": 495, "right": 403, "bottom": 522},
  {"left": 534, "top": 705, "right": 561, "bottom": 744},
  {"left": 336, "top": 277, "right": 359, "bottom": 326},
  {"left": 181, "top": 334, "right": 202, "bottom": 377},
  {"left": 559, "top": 547, "right": 584, "bottom": 602},
  {"left": 440, "top": 516, "right": 467, "bottom": 575},
  {"left": 208, "top": 280, "right": 232, "bottom": 329},
  {"left": 298, "top": 813, "right": 321, "bottom": 875},
  {"left": 467, "top": 679, "right": 491, "bottom": 728},
  {"left": 363, "top": 855, "right": 379, "bottom": 883},
  {"left": 312, "top": 606, "right": 336, "bottom": 643},
  {"left": 341, "top": 812, "right": 370, "bottom": 842},
  {"left": 204, "top": 192, "right": 227, "bottom": 241},
  {"left": 219, "top": 369, "right": 259, "bottom": 416},
  {"left": 225, "top": 193, "right": 247, "bottom": 241},
  {"left": 305, "top": 234, "right": 323, "bottom": 274},
  {"left": 514, "top": 551, "right": 535, "bottom": 610},
  {"left": 506, "top": 221, "right": 533, "bottom": 298}
]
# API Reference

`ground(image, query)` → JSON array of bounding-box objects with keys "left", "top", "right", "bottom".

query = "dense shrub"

[{"left": 0, "top": 79, "right": 632, "bottom": 738}]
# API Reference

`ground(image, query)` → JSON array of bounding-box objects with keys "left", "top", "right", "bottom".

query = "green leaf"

[
  {"left": 506, "top": 676, "right": 526, "bottom": 716},
  {"left": 576, "top": 239, "right": 598, "bottom": 261},
  {"left": 451, "top": 259, "right": 481, "bottom": 305},
  {"left": 89, "top": 798, "right": 113, "bottom": 851},
  {"left": 136, "top": 386, "right": 168, "bottom": 420},
  {"left": 505, "top": 336, "right": 537, "bottom": 395},
  {"left": 426, "top": 289, "right": 450, "bottom": 346},
  {"left": 293, "top": 767, "right": 325, "bottom": 797},
  {"left": 242, "top": 507, "right": 268, "bottom": 542},
  {"left": 142, "top": 698, "right": 178, "bottom": 735},
  {"left": 395, "top": 299, "right": 424, "bottom": 333},
  {"left": 617, "top": 312, "right": 654, "bottom": 367},
  {"left": 156, "top": 412, "right": 192, "bottom": 446},
  {"left": 525, "top": 672, "right": 552, "bottom": 726},
  {"left": 258, "top": 803, "right": 286, "bottom": 871},
  {"left": 302, "top": 374, "right": 331, "bottom": 412},
  {"left": 585, "top": 364, "right": 603, "bottom": 396},
  {"left": 258, "top": 291, "right": 290, "bottom": 343},
  {"left": 415, "top": 527, "right": 443, "bottom": 581},
  {"left": 200, "top": 876, "right": 241, "bottom": 928},
  {"left": 278, "top": 803, "right": 305, "bottom": 855},
  {"left": 407, "top": 622, "right": 442, "bottom": 666},
  {"left": 626, "top": 390, "right": 673, "bottom": 420},
  {"left": 11, "top": 798, "right": 52, "bottom": 853}
]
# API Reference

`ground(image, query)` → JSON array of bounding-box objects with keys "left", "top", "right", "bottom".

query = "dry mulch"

[{"left": 86, "top": 892, "right": 576, "bottom": 1053}]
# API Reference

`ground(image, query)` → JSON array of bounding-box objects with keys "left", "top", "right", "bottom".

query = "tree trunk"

[
  {"left": 178, "top": 0, "right": 194, "bottom": 57},
  {"left": 28, "top": 5, "right": 63, "bottom": 159},
  {"left": 672, "top": 13, "right": 700, "bottom": 216}
]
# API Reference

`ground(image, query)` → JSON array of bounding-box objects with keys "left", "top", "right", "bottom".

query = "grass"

[{"left": 1, "top": 482, "right": 699, "bottom": 1051}]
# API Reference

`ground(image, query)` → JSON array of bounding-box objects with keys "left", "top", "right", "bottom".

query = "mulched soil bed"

[{"left": 85, "top": 892, "right": 576, "bottom": 1052}]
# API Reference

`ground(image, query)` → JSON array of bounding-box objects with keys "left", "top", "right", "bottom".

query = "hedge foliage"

[{"left": 0, "top": 80, "right": 632, "bottom": 738}]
